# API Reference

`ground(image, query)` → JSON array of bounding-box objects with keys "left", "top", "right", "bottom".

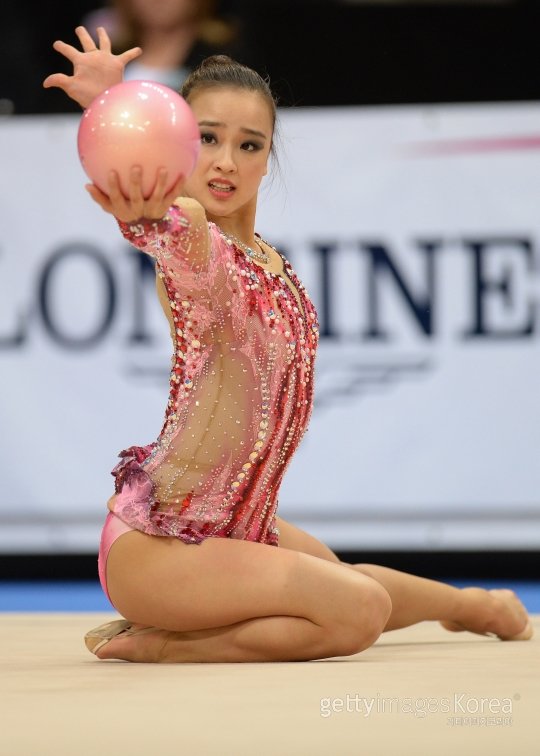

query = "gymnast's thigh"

[
  {"left": 104, "top": 528, "right": 361, "bottom": 633},
  {"left": 276, "top": 515, "right": 341, "bottom": 564}
]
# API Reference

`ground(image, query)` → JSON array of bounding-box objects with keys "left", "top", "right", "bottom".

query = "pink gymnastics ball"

[{"left": 78, "top": 80, "right": 200, "bottom": 198}]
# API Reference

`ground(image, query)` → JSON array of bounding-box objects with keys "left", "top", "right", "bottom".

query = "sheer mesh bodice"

[{"left": 109, "top": 199, "right": 319, "bottom": 546}]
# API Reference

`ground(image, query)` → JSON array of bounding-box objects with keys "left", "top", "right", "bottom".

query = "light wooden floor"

[{"left": 1, "top": 613, "right": 537, "bottom": 756}]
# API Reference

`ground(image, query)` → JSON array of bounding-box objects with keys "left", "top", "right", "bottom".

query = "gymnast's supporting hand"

[
  {"left": 43, "top": 26, "right": 141, "bottom": 109},
  {"left": 85, "top": 165, "right": 186, "bottom": 223}
]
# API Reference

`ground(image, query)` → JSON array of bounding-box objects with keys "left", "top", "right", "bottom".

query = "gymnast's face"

[{"left": 183, "top": 87, "right": 273, "bottom": 223}]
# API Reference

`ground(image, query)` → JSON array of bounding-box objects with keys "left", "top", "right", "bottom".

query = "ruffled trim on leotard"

[
  {"left": 112, "top": 444, "right": 155, "bottom": 494},
  {"left": 111, "top": 445, "right": 206, "bottom": 543}
]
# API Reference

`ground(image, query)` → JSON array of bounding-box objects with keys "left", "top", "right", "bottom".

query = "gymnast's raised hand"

[{"left": 43, "top": 26, "right": 140, "bottom": 109}]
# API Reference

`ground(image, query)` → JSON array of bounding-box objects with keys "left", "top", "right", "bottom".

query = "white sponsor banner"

[{"left": 1, "top": 103, "right": 539, "bottom": 552}]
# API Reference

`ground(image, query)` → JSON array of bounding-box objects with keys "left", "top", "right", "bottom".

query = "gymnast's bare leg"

[
  {"left": 94, "top": 516, "right": 531, "bottom": 664},
  {"left": 93, "top": 530, "right": 392, "bottom": 663},
  {"left": 276, "top": 517, "right": 533, "bottom": 641}
]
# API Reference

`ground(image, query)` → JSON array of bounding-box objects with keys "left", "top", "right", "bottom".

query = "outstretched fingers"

[
  {"left": 50, "top": 39, "right": 80, "bottom": 64},
  {"left": 43, "top": 38, "right": 81, "bottom": 91},
  {"left": 120, "top": 46, "right": 143, "bottom": 65},
  {"left": 43, "top": 38, "right": 84, "bottom": 90},
  {"left": 44, "top": 25, "right": 132, "bottom": 106},
  {"left": 43, "top": 72, "right": 70, "bottom": 90},
  {"left": 75, "top": 26, "right": 100, "bottom": 52},
  {"left": 75, "top": 25, "right": 141, "bottom": 63},
  {"left": 95, "top": 27, "right": 112, "bottom": 53}
]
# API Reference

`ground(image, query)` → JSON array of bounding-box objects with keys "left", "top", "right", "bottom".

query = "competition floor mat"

[{"left": 1, "top": 612, "right": 537, "bottom": 755}]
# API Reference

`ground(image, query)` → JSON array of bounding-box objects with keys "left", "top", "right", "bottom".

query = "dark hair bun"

[{"left": 199, "top": 55, "right": 235, "bottom": 69}]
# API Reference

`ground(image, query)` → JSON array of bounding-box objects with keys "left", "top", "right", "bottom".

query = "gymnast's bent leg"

[
  {"left": 87, "top": 528, "right": 392, "bottom": 663},
  {"left": 275, "top": 516, "right": 532, "bottom": 641}
]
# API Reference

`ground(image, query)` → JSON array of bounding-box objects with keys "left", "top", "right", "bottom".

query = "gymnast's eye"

[{"left": 241, "top": 141, "right": 263, "bottom": 152}]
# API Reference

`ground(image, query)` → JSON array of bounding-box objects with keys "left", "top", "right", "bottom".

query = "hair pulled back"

[{"left": 181, "top": 55, "right": 278, "bottom": 147}]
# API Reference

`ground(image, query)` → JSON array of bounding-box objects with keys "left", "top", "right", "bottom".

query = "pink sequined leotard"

[{"left": 110, "top": 199, "right": 319, "bottom": 547}]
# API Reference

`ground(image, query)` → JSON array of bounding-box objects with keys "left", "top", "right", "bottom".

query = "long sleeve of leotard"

[{"left": 117, "top": 198, "right": 215, "bottom": 295}]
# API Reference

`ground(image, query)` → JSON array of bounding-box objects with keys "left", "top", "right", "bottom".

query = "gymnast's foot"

[
  {"left": 440, "top": 588, "right": 533, "bottom": 641},
  {"left": 85, "top": 620, "right": 173, "bottom": 662}
]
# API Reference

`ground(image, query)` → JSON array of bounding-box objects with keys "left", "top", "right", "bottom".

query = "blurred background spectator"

[
  {"left": 1, "top": 0, "right": 242, "bottom": 113},
  {"left": 2, "top": 1, "right": 540, "bottom": 114},
  {"left": 82, "top": 0, "right": 239, "bottom": 92}
]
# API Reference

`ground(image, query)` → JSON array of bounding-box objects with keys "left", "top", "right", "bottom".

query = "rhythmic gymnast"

[{"left": 43, "top": 27, "right": 533, "bottom": 662}]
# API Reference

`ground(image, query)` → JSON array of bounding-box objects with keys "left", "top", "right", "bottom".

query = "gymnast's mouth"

[{"left": 208, "top": 179, "right": 236, "bottom": 194}]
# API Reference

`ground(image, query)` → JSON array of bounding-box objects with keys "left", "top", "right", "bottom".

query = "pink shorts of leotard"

[{"left": 97, "top": 512, "right": 135, "bottom": 604}]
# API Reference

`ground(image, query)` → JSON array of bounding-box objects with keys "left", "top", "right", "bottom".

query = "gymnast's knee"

[{"left": 333, "top": 581, "right": 392, "bottom": 657}]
